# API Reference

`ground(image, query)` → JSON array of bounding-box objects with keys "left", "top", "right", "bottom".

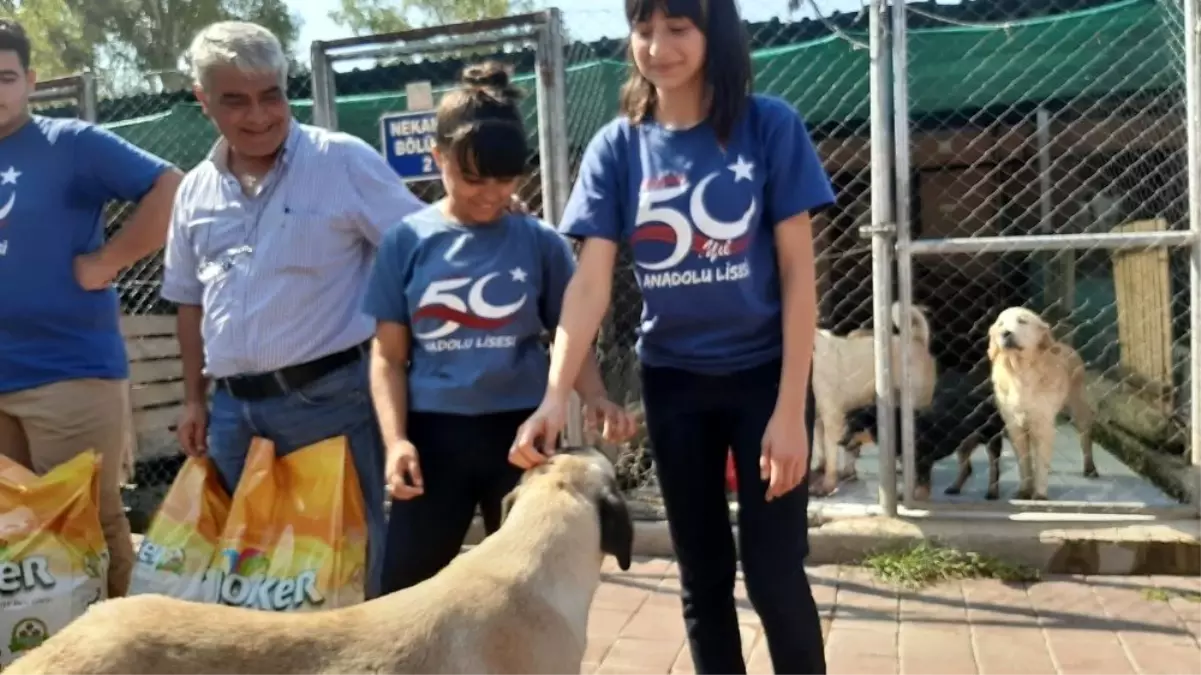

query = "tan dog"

[
  {"left": 810, "top": 302, "right": 938, "bottom": 496},
  {"left": 4, "top": 447, "right": 634, "bottom": 675},
  {"left": 988, "top": 307, "right": 1098, "bottom": 500}
]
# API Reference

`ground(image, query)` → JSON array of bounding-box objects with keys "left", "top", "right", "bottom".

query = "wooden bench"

[{"left": 121, "top": 314, "right": 185, "bottom": 461}]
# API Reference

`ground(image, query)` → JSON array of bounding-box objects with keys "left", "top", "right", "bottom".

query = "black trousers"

[
  {"left": 642, "top": 359, "right": 825, "bottom": 675},
  {"left": 379, "top": 408, "right": 532, "bottom": 594}
]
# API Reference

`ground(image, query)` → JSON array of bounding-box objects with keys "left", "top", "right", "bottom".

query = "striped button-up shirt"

[{"left": 161, "top": 121, "right": 426, "bottom": 379}]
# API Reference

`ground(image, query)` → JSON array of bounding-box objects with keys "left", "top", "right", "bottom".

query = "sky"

[{"left": 288, "top": 0, "right": 863, "bottom": 68}]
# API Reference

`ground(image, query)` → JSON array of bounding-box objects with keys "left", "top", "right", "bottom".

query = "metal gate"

[
  {"left": 29, "top": 73, "right": 96, "bottom": 121},
  {"left": 867, "top": 0, "right": 1201, "bottom": 519},
  {"left": 308, "top": 11, "right": 584, "bottom": 445}
]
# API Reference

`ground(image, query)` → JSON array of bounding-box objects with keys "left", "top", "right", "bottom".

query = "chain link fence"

[
  {"left": 889, "top": 0, "right": 1199, "bottom": 515},
  {"left": 309, "top": 15, "right": 567, "bottom": 222},
  {"left": 568, "top": 0, "right": 1199, "bottom": 517},
  {"left": 108, "top": 14, "right": 577, "bottom": 524},
  {"left": 560, "top": 2, "right": 880, "bottom": 511},
  {"left": 307, "top": 9, "right": 582, "bottom": 445},
  {"left": 29, "top": 73, "right": 95, "bottom": 120},
  {"left": 82, "top": 0, "right": 1198, "bottom": 525}
]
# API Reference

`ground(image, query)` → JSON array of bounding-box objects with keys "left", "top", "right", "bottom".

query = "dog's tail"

[{"left": 891, "top": 301, "right": 931, "bottom": 349}]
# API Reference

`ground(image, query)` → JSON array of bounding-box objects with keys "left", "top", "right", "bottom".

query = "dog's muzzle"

[{"left": 999, "top": 330, "right": 1018, "bottom": 349}]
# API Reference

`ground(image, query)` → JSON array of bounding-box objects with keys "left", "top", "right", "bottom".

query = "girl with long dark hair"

[{"left": 510, "top": 0, "right": 834, "bottom": 671}]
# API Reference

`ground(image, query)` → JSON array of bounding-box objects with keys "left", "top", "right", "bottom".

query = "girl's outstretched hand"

[
  {"left": 510, "top": 397, "right": 568, "bottom": 469},
  {"left": 583, "top": 397, "right": 638, "bottom": 444}
]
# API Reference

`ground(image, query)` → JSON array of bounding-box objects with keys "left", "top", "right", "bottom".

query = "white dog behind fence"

[{"left": 810, "top": 301, "right": 938, "bottom": 497}]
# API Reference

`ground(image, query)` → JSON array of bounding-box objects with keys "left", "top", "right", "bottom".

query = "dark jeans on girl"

[
  {"left": 642, "top": 358, "right": 825, "bottom": 675},
  {"left": 379, "top": 408, "right": 533, "bottom": 594}
]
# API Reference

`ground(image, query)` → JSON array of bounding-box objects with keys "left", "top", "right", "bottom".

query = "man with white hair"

[{"left": 161, "top": 20, "right": 426, "bottom": 599}]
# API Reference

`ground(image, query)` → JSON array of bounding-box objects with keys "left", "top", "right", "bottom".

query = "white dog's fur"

[
  {"left": 810, "top": 302, "right": 938, "bottom": 496},
  {"left": 987, "top": 307, "right": 1097, "bottom": 500},
  {"left": 3, "top": 447, "right": 634, "bottom": 675}
]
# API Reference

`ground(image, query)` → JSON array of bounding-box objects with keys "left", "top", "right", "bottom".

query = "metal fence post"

[
  {"left": 537, "top": 8, "right": 571, "bottom": 222},
  {"left": 309, "top": 13, "right": 578, "bottom": 445},
  {"left": 310, "top": 41, "right": 338, "bottom": 130},
  {"left": 1036, "top": 106, "right": 1055, "bottom": 314},
  {"left": 80, "top": 73, "right": 98, "bottom": 123},
  {"left": 868, "top": 0, "right": 897, "bottom": 516},
  {"left": 1186, "top": 0, "right": 1201, "bottom": 466},
  {"left": 890, "top": 0, "right": 917, "bottom": 507},
  {"left": 535, "top": 8, "right": 584, "bottom": 447}
]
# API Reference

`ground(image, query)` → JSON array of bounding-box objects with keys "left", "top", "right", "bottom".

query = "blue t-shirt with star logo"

[
  {"left": 0, "top": 116, "right": 175, "bottom": 393},
  {"left": 362, "top": 204, "right": 576, "bottom": 415},
  {"left": 560, "top": 94, "right": 836, "bottom": 375}
]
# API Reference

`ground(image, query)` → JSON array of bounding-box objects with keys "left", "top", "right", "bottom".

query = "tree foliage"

[
  {"left": 328, "top": 0, "right": 412, "bottom": 36},
  {"left": 2, "top": 0, "right": 302, "bottom": 92},
  {"left": 2, "top": 0, "right": 95, "bottom": 77},
  {"left": 69, "top": 0, "right": 302, "bottom": 91},
  {"left": 329, "top": 0, "right": 533, "bottom": 37}
]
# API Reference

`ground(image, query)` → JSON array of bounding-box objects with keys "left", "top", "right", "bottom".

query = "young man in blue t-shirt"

[{"left": 0, "top": 19, "right": 183, "bottom": 599}]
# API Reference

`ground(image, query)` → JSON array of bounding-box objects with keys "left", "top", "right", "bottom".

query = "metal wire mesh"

[
  {"left": 75, "top": 0, "right": 1198, "bottom": 523},
  {"left": 562, "top": 1, "right": 878, "bottom": 504},
  {"left": 315, "top": 89, "right": 544, "bottom": 218},
  {"left": 894, "top": 0, "right": 1194, "bottom": 510},
  {"left": 109, "top": 24, "right": 559, "bottom": 523}
]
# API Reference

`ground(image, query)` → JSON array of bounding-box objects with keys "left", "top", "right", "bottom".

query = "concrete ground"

[
  {"left": 586, "top": 557, "right": 1201, "bottom": 675},
  {"left": 818, "top": 424, "right": 1179, "bottom": 513}
]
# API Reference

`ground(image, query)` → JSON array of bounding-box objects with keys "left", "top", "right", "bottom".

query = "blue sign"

[{"left": 380, "top": 110, "right": 438, "bottom": 182}]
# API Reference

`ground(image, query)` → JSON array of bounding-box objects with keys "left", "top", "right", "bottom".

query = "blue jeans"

[{"left": 205, "top": 359, "right": 387, "bottom": 600}]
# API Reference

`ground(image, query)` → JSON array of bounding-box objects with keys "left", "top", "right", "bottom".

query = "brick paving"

[{"left": 586, "top": 557, "right": 1201, "bottom": 675}]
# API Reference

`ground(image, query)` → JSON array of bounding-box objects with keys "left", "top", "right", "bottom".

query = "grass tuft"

[
  {"left": 1142, "top": 587, "right": 1201, "bottom": 603},
  {"left": 861, "top": 540, "right": 1040, "bottom": 590}
]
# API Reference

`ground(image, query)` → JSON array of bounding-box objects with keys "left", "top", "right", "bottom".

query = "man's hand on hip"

[{"left": 74, "top": 252, "right": 122, "bottom": 291}]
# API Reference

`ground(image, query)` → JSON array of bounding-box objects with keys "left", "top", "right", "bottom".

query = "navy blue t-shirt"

[
  {"left": 559, "top": 94, "right": 836, "bottom": 375},
  {"left": 362, "top": 204, "right": 576, "bottom": 415},
  {"left": 0, "top": 116, "right": 174, "bottom": 393}
]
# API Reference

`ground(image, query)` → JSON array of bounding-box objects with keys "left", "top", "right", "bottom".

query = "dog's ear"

[
  {"left": 986, "top": 323, "right": 1001, "bottom": 362},
  {"left": 598, "top": 477, "right": 633, "bottom": 571},
  {"left": 1037, "top": 323, "right": 1054, "bottom": 351}
]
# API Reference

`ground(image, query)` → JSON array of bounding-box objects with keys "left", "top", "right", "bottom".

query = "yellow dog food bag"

[
  {"left": 0, "top": 452, "right": 109, "bottom": 669},
  {"left": 206, "top": 437, "right": 368, "bottom": 612},
  {"left": 128, "top": 457, "right": 231, "bottom": 601}
]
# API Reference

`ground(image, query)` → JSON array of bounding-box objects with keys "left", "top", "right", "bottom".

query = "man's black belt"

[{"left": 215, "top": 341, "right": 370, "bottom": 401}]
